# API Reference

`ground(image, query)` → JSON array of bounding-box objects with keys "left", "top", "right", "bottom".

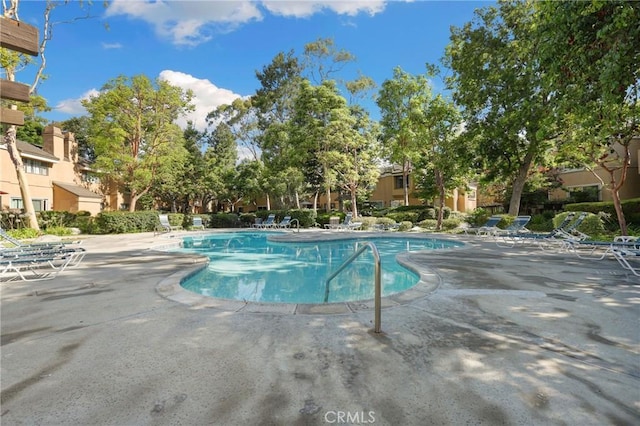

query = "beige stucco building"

[
  {"left": 1, "top": 125, "right": 104, "bottom": 215},
  {"left": 550, "top": 137, "right": 640, "bottom": 202}
]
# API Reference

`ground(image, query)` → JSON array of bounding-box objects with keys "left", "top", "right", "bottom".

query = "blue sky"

[{"left": 13, "top": 0, "right": 493, "bottom": 131}]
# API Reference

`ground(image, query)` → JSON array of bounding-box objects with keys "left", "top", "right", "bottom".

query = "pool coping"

[{"left": 155, "top": 230, "right": 470, "bottom": 315}]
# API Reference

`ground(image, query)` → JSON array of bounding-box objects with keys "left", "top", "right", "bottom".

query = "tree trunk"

[
  {"left": 295, "top": 191, "right": 300, "bottom": 209},
  {"left": 403, "top": 160, "right": 410, "bottom": 206},
  {"left": 326, "top": 187, "right": 331, "bottom": 213},
  {"left": 436, "top": 170, "right": 445, "bottom": 231},
  {"left": 350, "top": 188, "right": 358, "bottom": 219},
  {"left": 508, "top": 150, "right": 535, "bottom": 216},
  {"left": 4, "top": 125, "right": 40, "bottom": 231},
  {"left": 266, "top": 194, "right": 271, "bottom": 211}
]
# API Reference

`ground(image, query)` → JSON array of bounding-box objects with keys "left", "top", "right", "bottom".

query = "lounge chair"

[
  {"left": 1, "top": 246, "right": 86, "bottom": 281},
  {"left": 336, "top": 213, "right": 362, "bottom": 231},
  {"left": 252, "top": 218, "right": 263, "bottom": 228},
  {"left": 276, "top": 216, "right": 292, "bottom": 229},
  {"left": 191, "top": 217, "right": 205, "bottom": 230},
  {"left": 1, "top": 226, "right": 81, "bottom": 251},
  {"left": 493, "top": 215, "right": 532, "bottom": 247},
  {"left": 555, "top": 211, "right": 589, "bottom": 240},
  {"left": 257, "top": 214, "right": 276, "bottom": 229},
  {"left": 564, "top": 237, "right": 640, "bottom": 260},
  {"left": 610, "top": 245, "right": 640, "bottom": 277},
  {"left": 464, "top": 216, "right": 502, "bottom": 236},
  {"left": 157, "top": 214, "right": 182, "bottom": 234},
  {"left": 324, "top": 216, "right": 341, "bottom": 230},
  {"left": 495, "top": 213, "right": 577, "bottom": 249}
]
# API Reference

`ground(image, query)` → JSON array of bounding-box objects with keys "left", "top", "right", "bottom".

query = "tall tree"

[
  {"left": 377, "top": 66, "right": 431, "bottom": 206},
  {"left": 536, "top": 1, "right": 640, "bottom": 234},
  {"left": 413, "top": 95, "right": 467, "bottom": 229},
  {"left": 291, "top": 80, "right": 358, "bottom": 213},
  {"left": 444, "top": 0, "right": 557, "bottom": 216},
  {"left": 83, "top": 74, "right": 193, "bottom": 211}
]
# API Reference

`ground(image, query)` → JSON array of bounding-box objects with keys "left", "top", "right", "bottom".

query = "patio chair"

[
  {"left": 496, "top": 213, "right": 577, "bottom": 249},
  {"left": 1, "top": 226, "right": 81, "bottom": 250},
  {"left": 276, "top": 216, "right": 292, "bottom": 229},
  {"left": 252, "top": 218, "right": 263, "bottom": 228},
  {"left": 157, "top": 214, "right": 182, "bottom": 234},
  {"left": 493, "top": 215, "right": 532, "bottom": 246},
  {"left": 555, "top": 211, "right": 589, "bottom": 240},
  {"left": 564, "top": 237, "right": 640, "bottom": 261},
  {"left": 191, "top": 217, "right": 205, "bottom": 230},
  {"left": 324, "top": 216, "right": 341, "bottom": 230},
  {"left": 258, "top": 214, "right": 276, "bottom": 229},
  {"left": 336, "top": 213, "right": 362, "bottom": 231},
  {"left": 463, "top": 216, "right": 502, "bottom": 236},
  {"left": 1, "top": 246, "right": 86, "bottom": 282},
  {"left": 610, "top": 246, "right": 640, "bottom": 277}
]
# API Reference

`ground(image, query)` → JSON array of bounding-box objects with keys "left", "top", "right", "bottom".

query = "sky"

[{"left": 11, "top": 0, "right": 494, "bottom": 132}]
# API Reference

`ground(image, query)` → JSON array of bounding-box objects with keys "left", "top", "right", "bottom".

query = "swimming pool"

[{"left": 176, "top": 232, "right": 463, "bottom": 304}]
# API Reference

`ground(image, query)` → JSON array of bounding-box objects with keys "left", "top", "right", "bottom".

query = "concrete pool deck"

[{"left": 1, "top": 229, "right": 639, "bottom": 425}]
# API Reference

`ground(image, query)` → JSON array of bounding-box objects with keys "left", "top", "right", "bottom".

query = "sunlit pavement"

[{"left": 1, "top": 229, "right": 638, "bottom": 425}]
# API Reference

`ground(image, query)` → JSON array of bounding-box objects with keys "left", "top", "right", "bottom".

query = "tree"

[
  {"left": 377, "top": 66, "right": 431, "bottom": 206},
  {"left": 83, "top": 74, "right": 194, "bottom": 211},
  {"left": 535, "top": 0, "right": 640, "bottom": 234},
  {"left": 413, "top": 95, "right": 467, "bottom": 230},
  {"left": 444, "top": 0, "right": 557, "bottom": 216},
  {"left": 201, "top": 121, "right": 237, "bottom": 211}
]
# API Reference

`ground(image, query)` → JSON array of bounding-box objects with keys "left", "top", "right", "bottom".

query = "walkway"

[{"left": 1, "top": 230, "right": 638, "bottom": 425}]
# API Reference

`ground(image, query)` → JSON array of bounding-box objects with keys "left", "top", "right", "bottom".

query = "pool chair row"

[
  {"left": 252, "top": 214, "right": 294, "bottom": 229},
  {"left": 493, "top": 212, "right": 591, "bottom": 249},
  {"left": 1, "top": 245, "right": 86, "bottom": 282}
]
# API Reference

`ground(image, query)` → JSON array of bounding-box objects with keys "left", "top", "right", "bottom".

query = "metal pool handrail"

[
  {"left": 290, "top": 218, "right": 300, "bottom": 233},
  {"left": 324, "top": 241, "right": 382, "bottom": 333}
]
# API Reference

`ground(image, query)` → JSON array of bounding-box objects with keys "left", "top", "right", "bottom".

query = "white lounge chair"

[
  {"left": 337, "top": 213, "right": 362, "bottom": 231},
  {"left": 191, "top": 217, "right": 205, "bottom": 230},
  {"left": 157, "top": 214, "right": 182, "bottom": 234},
  {"left": 464, "top": 215, "right": 502, "bottom": 236},
  {"left": 1, "top": 246, "right": 86, "bottom": 282}
]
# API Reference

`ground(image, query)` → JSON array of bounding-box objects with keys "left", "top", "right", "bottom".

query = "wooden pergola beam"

[
  {"left": 0, "top": 80, "right": 31, "bottom": 102},
  {"left": 0, "top": 16, "right": 39, "bottom": 56},
  {"left": 0, "top": 108, "right": 25, "bottom": 126}
]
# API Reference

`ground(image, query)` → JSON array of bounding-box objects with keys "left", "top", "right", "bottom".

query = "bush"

[
  {"left": 565, "top": 198, "right": 640, "bottom": 232},
  {"left": 94, "top": 211, "right": 159, "bottom": 234},
  {"left": 209, "top": 213, "right": 241, "bottom": 228},
  {"left": 38, "top": 210, "right": 77, "bottom": 229},
  {"left": 386, "top": 211, "right": 419, "bottom": 224},
  {"left": 4, "top": 227, "right": 40, "bottom": 241},
  {"left": 398, "top": 221, "right": 413, "bottom": 231},
  {"left": 466, "top": 207, "right": 491, "bottom": 227},
  {"left": 44, "top": 226, "right": 73, "bottom": 236}
]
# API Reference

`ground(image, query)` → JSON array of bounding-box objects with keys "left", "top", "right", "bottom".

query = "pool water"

[{"left": 177, "top": 232, "right": 462, "bottom": 304}]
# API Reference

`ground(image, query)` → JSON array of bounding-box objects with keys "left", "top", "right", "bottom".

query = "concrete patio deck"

[{"left": 1, "top": 230, "right": 638, "bottom": 425}]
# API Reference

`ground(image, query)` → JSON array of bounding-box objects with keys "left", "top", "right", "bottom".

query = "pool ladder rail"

[{"left": 325, "top": 241, "right": 382, "bottom": 333}]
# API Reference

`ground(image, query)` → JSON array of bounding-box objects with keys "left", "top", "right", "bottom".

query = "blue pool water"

[{"left": 177, "top": 232, "right": 463, "bottom": 304}]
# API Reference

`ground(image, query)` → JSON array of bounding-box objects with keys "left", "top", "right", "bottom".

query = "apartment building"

[{"left": 0, "top": 125, "right": 104, "bottom": 215}]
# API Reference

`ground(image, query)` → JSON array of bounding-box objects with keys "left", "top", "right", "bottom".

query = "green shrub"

[
  {"left": 209, "top": 213, "right": 241, "bottom": 228},
  {"left": 418, "top": 219, "right": 437, "bottom": 230},
  {"left": 466, "top": 207, "right": 491, "bottom": 227},
  {"left": 398, "top": 221, "right": 413, "bottom": 231},
  {"left": 357, "top": 216, "right": 378, "bottom": 230},
  {"left": 386, "top": 211, "right": 419, "bottom": 224},
  {"left": 44, "top": 226, "right": 73, "bottom": 236},
  {"left": 565, "top": 198, "right": 640, "bottom": 232},
  {"left": 4, "top": 227, "right": 40, "bottom": 241},
  {"left": 38, "top": 210, "right": 77, "bottom": 229},
  {"left": 94, "top": 211, "right": 159, "bottom": 234}
]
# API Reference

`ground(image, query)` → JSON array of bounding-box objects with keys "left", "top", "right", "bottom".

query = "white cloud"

[
  {"left": 54, "top": 89, "right": 100, "bottom": 115},
  {"left": 105, "top": 0, "right": 262, "bottom": 46},
  {"left": 158, "top": 70, "right": 243, "bottom": 131},
  {"left": 261, "top": 0, "right": 387, "bottom": 18},
  {"left": 105, "top": 0, "right": 392, "bottom": 46}
]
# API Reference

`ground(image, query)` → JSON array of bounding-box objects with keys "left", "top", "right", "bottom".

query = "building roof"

[
  {"left": 16, "top": 140, "right": 59, "bottom": 162},
  {"left": 53, "top": 181, "right": 102, "bottom": 199}
]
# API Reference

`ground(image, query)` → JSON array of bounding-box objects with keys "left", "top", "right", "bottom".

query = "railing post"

[{"left": 325, "top": 242, "right": 382, "bottom": 333}]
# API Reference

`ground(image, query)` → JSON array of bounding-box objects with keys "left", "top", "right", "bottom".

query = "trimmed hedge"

[
  {"left": 565, "top": 198, "right": 640, "bottom": 231},
  {"left": 94, "top": 211, "right": 160, "bottom": 234}
]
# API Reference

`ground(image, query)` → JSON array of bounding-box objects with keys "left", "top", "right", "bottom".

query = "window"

[
  {"left": 394, "top": 175, "right": 409, "bottom": 189},
  {"left": 23, "top": 158, "right": 49, "bottom": 175},
  {"left": 568, "top": 185, "right": 600, "bottom": 202},
  {"left": 10, "top": 198, "right": 48, "bottom": 211}
]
